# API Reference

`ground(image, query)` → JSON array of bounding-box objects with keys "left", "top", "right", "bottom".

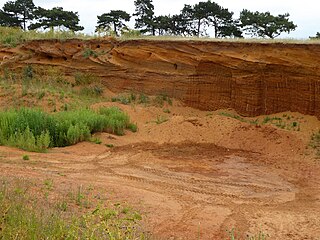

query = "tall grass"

[
  {"left": 0, "top": 27, "right": 91, "bottom": 47},
  {"left": 1, "top": 26, "right": 320, "bottom": 48},
  {"left": 0, "top": 107, "right": 136, "bottom": 152}
]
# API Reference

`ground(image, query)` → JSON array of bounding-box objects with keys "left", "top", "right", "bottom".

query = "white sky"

[{"left": 0, "top": 0, "right": 319, "bottom": 38}]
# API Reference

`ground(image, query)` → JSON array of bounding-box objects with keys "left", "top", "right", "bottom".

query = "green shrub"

[
  {"left": 22, "top": 155, "right": 29, "bottom": 161},
  {"left": 0, "top": 107, "right": 135, "bottom": 152}
]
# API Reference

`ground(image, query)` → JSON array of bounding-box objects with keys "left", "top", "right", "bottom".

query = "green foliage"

[
  {"left": 309, "top": 131, "right": 320, "bottom": 157},
  {"left": 181, "top": 1, "right": 241, "bottom": 37},
  {"left": 128, "top": 123, "right": 138, "bottom": 132},
  {"left": 82, "top": 48, "right": 98, "bottom": 58},
  {"left": 96, "top": 10, "right": 131, "bottom": 36},
  {"left": 0, "top": 181, "right": 146, "bottom": 239},
  {"left": 89, "top": 137, "right": 102, "bottom": 144},
  {"left": 29, "top": 7, "right": 83, "bottom": 31},
  {"left": 262, "top": 115, "right": 300, "bottom": 131},
  {"left": 240, "top": 10, "right": 296, "bottom": 38},
  {"left": 0, "top": 107, "right": 135, "bottom": 152},
  {"left": 138, "top": 93, "right": 149, "bottom": 104},
  {"left": 310, "top": 32, "right": 320, "bottom": 39},
  {"left": 134, "top": 0, "right": 156, "bottom": 35},
  {"left": 153, "top": 93, "right": 172, "bottom": 107},
  {"left": 105, "top": 143, "right": 114, "bottom": 148},
  {"left": 1, "top": 0, "right": 35, "bottom": 30},
  {"left": 22, "top": 155, "right": 29, "bottom": 160}
]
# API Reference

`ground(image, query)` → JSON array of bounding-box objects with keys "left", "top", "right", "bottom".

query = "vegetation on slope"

[{"left": 0, "top": 179, "right": 145, "bottom": 239}]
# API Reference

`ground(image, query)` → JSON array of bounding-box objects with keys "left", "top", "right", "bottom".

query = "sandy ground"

[{"left": 1, "top": 102, "right": 320, "bottom": 239}]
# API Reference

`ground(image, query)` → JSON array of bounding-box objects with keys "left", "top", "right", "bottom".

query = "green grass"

[
  {"left": 0, "top": 179, "right": 146, "bottom": 239},
  {"left": 1, "top": 26, "right": 320, "bottom": 48},
  {"left": 262, "top": 115, "right": 300, "bottom": 131},
  {"left": 0, "top": 66, "right": 107, "bottom": 111},
  {"left": 0, "top": 27, "right": 91, "bottom": 47},
  {"left": 309, "top": 131, "right": 320, "bottom": 157},
  {"left": 0, "top": 107, "right": 137, "bottom": 152},
  {"left": 220, "top": 112, "right": 301, "bottom": 131},
  {"left": 22, "top": 155, "right": 29, "bottom": 161}
]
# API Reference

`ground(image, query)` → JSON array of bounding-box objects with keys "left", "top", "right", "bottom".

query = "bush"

[{"left": 0, "top": 107, "right": 136, "bottom": 152}]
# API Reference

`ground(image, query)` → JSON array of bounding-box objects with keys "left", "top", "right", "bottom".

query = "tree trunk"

[
  {"left": 197, "top": 19, "right": 201, "bottom": 37},
  {"left": 113, "top": 22, "right": 118, "bottom": 36},
  {"left": 23, "top": 10, "right": 26, "bottom": 31},
  {"left": 152, "top": 26, "right": 155, "bottom": 36},
  {"left": 214, "top": 22, "right": 218, "bottom": 38}
]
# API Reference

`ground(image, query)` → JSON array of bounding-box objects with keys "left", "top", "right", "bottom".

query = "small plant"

[
  {"left": 138, "top": 93, "right": 149, "bottom": 104},
  {"left": 56, "top": 200, "right": 68, "bottom": 212},
  {"left": 153, "top": 93, "right": 172, "bottom": 107},
  {"left": 89, "top": 137, "right": 102, "bottom": 144},
  {"left": 82, "top": 48, "right": 98, "bottom": 58},
  {"left": 80, "top": 85, "right": 103, "bottom": 97},
  {"left": 111, "top": 95, "right": 132, "bottom": 105},
  {"left": 309, "top": 131, "right": 320, "bottom": 157},
  {"left": 22, "top": 154, "right": 29, "bottom": 160},
  {"left": 105, "top": 144, "right": 114, "bottom": 148},
  {"left": 155, "top": 115, "right": 168, "bottom": 124},
  {"left": 128, "top": 123, "right": 138, "bottom": 132},
  {"left": 37, "top": 91, "right": 46, "bottom": 100},
  {"left": 23, "top": 65, "right": 33, "bottom": 80},
  {"left": 76, "top": 186, "right": 85, "bottom": 206},
  {"left": 163, "top": 108, "right": 171, "bottom": 114},
  {"left": 44, "top": 179, "right": 53, "bottom": 191}
]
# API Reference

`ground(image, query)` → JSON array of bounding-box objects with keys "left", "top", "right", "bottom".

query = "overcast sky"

[{"left": 0, "top": 0, "right": 319, "bottom": 38}]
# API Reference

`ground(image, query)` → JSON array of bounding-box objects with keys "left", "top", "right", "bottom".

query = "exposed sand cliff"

[{"left": 1, "top": 39, "right": 320, "bottom": 117}]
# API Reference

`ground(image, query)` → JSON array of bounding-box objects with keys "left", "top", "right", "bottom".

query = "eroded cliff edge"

[{"left": 1, "top": 39, "right": 320, "bottom": 117}]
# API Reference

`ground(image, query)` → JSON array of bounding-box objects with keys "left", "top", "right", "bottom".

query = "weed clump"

[{"left": 0, "top": 107, "right": 137, "bottom": 152}]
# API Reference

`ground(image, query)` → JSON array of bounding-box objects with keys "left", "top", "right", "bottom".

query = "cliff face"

[{"left": 1, "top": 39, "right": 320, "bottom": 117}]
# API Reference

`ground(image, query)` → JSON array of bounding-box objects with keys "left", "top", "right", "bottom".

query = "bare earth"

[{"left": 1, "top": 102, "right": 320, "bottom": 239}]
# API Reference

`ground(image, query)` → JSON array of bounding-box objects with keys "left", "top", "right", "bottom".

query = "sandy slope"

[{"left": 1, "top": 103, "right": 320, "bottom": 239}]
